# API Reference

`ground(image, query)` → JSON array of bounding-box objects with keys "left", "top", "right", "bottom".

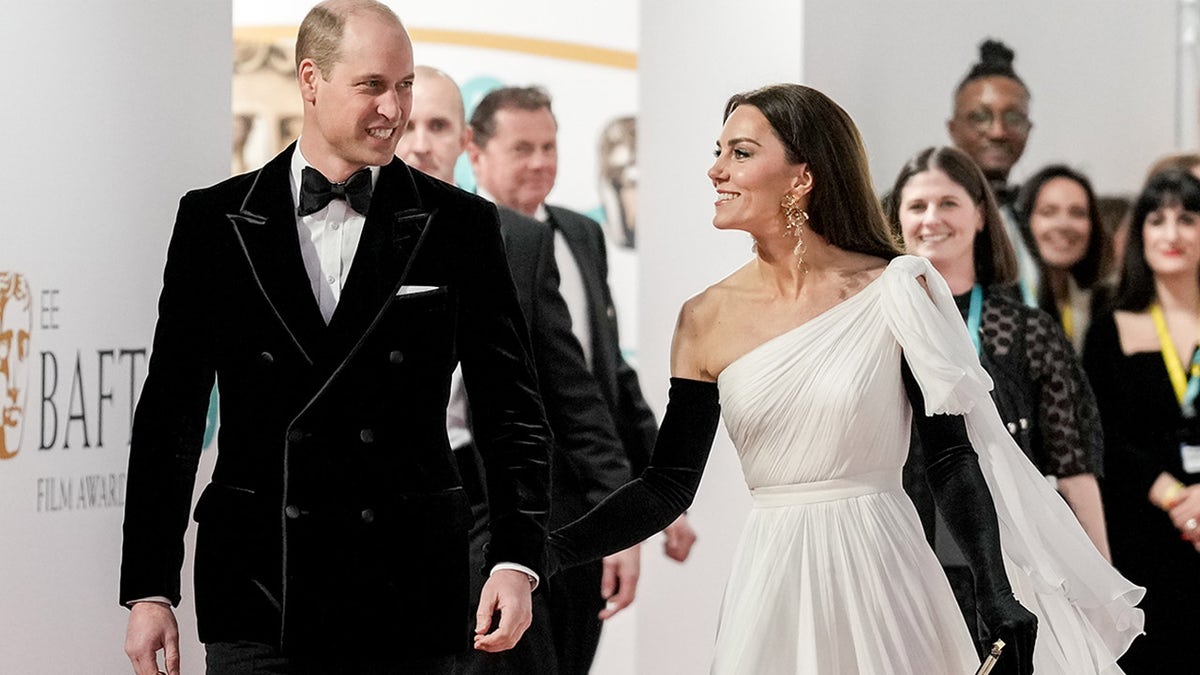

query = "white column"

[
  {"left": 636, "top": 2, "right": 805, "bottom": 673},
  {"left": 0, "top": 3, "right": 230, "bottom": 673}
]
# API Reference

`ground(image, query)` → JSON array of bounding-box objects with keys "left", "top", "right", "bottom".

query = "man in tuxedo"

[
  {"left": 396, "top": 65, "right": 636, "bottom": 674},
  {"left": 119, "top": 4, "right": 550, "bottom": 674},
  {"left": 468, "top": 85, "right": 697, "bottom": 674}
]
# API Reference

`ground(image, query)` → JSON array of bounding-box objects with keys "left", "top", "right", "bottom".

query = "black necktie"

[{"left": 298, "top": 166, "right": 373, "bottom": 216}]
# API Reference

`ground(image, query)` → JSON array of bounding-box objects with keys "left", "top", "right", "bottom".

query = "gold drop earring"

[{"left": 781, "top": 192, "right": 809, "bottom": 272}]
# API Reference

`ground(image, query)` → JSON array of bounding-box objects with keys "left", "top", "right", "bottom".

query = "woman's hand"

[
  {"left": 976, "top": 590, "right": 1037, "bottom": 675},
  {"left": 1168, "top": 484, "right": 1200, "bottom": 548}
]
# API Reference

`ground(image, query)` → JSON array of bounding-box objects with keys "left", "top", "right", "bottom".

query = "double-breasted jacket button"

[
  {"left": 359, "top": 428, "right": 375, "bottom": 444},
  {"left": 287, "top": 429, "right": 304, "bottom": 443},
  {"left": 360, "top": 508, "right": 376, "bottom": 524},
  {"left": 259, "top": 351, "right": 275, "bottom": 365},
  {"left": 388, "top": 350, "right": 405, "bottom": 364},
  {"left": 285, "top": 505, "right": 301, "bottom": 519}
]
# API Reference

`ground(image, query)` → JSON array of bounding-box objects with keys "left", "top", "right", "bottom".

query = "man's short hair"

[
  {"left": 469, "top": 86, "right": 554, "bottom": 147},
  {"left": 295, "top": 0, "right": 402, "bottom": 78}
]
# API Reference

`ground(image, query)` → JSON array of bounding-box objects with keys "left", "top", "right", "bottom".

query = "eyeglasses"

[{"left": 961, "top": 108, "right": 1031, "bottom": 134}]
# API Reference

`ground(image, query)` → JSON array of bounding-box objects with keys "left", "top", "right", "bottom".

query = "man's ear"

[
  {"left": 465, "top": 139, "right": 483, "bottom": 168},
  {"left": 298, "top": 59, "right": 320, "bottom": 104},
  {"left": 458, "top": 126, "right": 473, "bottom": 156}
]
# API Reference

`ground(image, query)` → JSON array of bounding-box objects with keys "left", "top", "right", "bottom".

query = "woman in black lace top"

[
  {"left": 883, "top": 146, "right": 1110, "bottom": 640},
  {"left": 1082, "top": 170, "right": 1200, "bottom": 671}
]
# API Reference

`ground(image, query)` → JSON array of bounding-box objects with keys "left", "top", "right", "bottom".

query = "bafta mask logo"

[{"left": 0, "top": 272, "right": 32, "bottom": 460}]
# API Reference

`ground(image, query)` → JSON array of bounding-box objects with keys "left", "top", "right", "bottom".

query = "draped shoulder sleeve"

[
  {"left": 881, "top": 255, "right": 1145, "bottom": 673},
  {"left": 879, "top": 255, "right": 994, "bottom": 415}
]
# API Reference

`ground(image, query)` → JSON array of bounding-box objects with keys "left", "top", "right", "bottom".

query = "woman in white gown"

[{"left": 550, "top": 84, "right": 1142, "bottom": 674}]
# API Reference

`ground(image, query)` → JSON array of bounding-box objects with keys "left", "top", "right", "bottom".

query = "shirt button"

[
  {"left": 360, "top": 508, "right": 376, "bottom": 524},
  {"left": 360, "top": 428, "right": 375, "bottom": 444},
  {"left": 259, "top": 351, "right": 274, "bottom": 365},
  {"left": 327, "top": 275, "right": 336, "bottom": 285},
  {"left": 331, "top": 222, "right": 340, "bottom": 231},
  {"left": 285, "top": 505, "right": 301, "bottom": 519},
  {"left": 288, "top": 429, "right": 304, "bottom": 443},
  {"left": 388, "top": 350, "right": 404, "bottom": 364}
]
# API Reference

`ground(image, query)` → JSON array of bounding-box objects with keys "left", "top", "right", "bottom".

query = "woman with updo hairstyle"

[
  {"left": 1015, "top": 164, "right": 1110, "bottom": 353},
  {"left": 1083, "top": 169, "right": 1200, "bottom": 671},
  {"left": 547, "top": 85, "right": 1140, "bottom": 674}
]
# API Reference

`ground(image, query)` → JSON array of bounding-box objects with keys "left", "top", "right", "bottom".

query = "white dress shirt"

[{"left": 289, "top": 146, "right": 379, "bottom": 323}]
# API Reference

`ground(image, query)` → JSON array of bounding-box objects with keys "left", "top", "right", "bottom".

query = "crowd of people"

[
  {"left": 903, "top": 38, "right": 1200, "bottom": 674},
  {"left": 119, "top": 1, "right": 1196, "bottom": 672}
]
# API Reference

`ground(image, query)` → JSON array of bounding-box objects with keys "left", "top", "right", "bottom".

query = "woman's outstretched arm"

[{"left": 549, "top": 377, "right": 720, "bottom": 571}]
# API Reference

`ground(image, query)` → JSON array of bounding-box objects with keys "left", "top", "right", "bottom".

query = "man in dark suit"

[
  {"left": 396, "top": 65, "right": 633, "bottom": 674},
  {"left": 119, "top": 4, "right": 551, "bottom": 674},
  {"left": 467, "top": 86, "right": 697, "bottom": 675}
]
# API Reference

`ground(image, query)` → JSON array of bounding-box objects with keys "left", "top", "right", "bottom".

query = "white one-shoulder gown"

[{"left": 710, "top": 256, "right": 1143, "bottom": 674}]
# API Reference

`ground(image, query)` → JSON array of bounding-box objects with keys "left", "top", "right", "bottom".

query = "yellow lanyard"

[
  {"left": 1059, "top": 303, "right": 1074, "bottom": 340},
  {"left": 1149, "top": 303, "right": 1200, "bottom": 406}
]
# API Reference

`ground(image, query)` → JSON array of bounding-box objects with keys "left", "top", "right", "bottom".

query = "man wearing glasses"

[{"left": 948, "top": 38, "right": 1039, "bottom": 306}]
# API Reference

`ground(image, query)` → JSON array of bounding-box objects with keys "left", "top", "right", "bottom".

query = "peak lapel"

[{"left": 226, "top": 145, "right": 327, "bottom": 364}]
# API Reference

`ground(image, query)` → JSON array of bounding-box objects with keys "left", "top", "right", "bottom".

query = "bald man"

[{"left": 398, "top": 66, "right": 639, "bottom": 674}]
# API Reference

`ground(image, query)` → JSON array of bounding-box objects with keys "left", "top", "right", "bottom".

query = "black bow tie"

[
  {"left": 992, "top": 183, "right": 1018, "bottom": 208},
  {"left": 298, "top": 166, "right": 373, "bottom": 216}
]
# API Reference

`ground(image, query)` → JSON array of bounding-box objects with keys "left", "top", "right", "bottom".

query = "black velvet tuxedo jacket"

[
  {"left": 495, "top": 207, "right": 629, "bottom": 528},
  {"left": 118, "top": 145, "right": 552, "bottom": 657},
  {"left": 544, "top": 205, "right": 657, "bottom": 473}
]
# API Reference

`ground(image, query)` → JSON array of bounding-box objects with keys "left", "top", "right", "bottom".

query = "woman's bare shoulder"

[{"left": 672, "top": 264, "right": 756, "bottom": 380}]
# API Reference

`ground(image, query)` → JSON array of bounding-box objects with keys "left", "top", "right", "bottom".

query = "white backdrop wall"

[
  {"left": 803, "top": 0, "right": 1177, "bottom": 196},
  {"left": 0, "top": 2, "right": 231, "bottom": 673},
  {"left": 635, "top": 2, "right": 805, "bottom": 673},
  {"left": 635, "top": 1, "right": 1178, "bottom": 674}
]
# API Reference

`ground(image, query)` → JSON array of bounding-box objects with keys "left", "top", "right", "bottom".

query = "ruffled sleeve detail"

[
  {"left": 879, "top": 255, "right": 994, "bottom": 416},
  {"left": 883, "top": 255, "right": 1145, "bottom": 673}
]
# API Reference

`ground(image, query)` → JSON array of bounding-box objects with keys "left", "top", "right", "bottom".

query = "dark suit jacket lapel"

[
  {"left": 546, "top": 206, "right": 611, "bottom": 381},
  {"left": 324, "top": 160, "right": 434, "bottom": 364},
  {"left": 227, "top": 144, "right": 326, "bottom": 365}
]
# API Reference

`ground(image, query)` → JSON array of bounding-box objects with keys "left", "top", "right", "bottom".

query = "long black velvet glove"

[
  {"left": 902, "top": 358, "right": 1037, "bottom": 675},
  {"left": 548, "top": 377, "right": 720, "bottom": 574}
]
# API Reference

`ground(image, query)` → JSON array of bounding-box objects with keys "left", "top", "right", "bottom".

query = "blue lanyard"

[{"left": 967, "top": 284, "right": 983, "bottom": 355}]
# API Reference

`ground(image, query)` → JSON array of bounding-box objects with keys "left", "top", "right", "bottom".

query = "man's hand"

[
  {"left": 473, "top": 569, "right": 533, "bottom": 652},
  {"left": 125, "top": 601, "right": 180, "bottom": 675},
  {"left": 599, "top": 545, "right": 640, "bottom": 620},
  {"left": 662, "top": 514, "right": 697, "bottom": 562}
]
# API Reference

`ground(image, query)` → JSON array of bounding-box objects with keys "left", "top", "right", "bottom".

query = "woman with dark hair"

[
  {"left": 1083, "top": 170, "right": 1200, "bottom": 671},
  {"left": 1016, "top": 165, "right": 1110, "bottom": 352},
  {"left": 884, "top": 144, "right": 1113, "bottom": 655},
  {"left": 548, "top": 85, "right": 1140, "bottom": 673}
]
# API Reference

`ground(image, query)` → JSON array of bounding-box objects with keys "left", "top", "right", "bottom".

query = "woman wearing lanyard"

[
  {"left": 1082, "top": 169, "right": 1200, "bottom": 671},
  {"left": 884, "top": 146, "right": 1110, "bottom": 643},
  {"left": 1016, "top": 165, "right": 1111, "bottom": 354}
]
